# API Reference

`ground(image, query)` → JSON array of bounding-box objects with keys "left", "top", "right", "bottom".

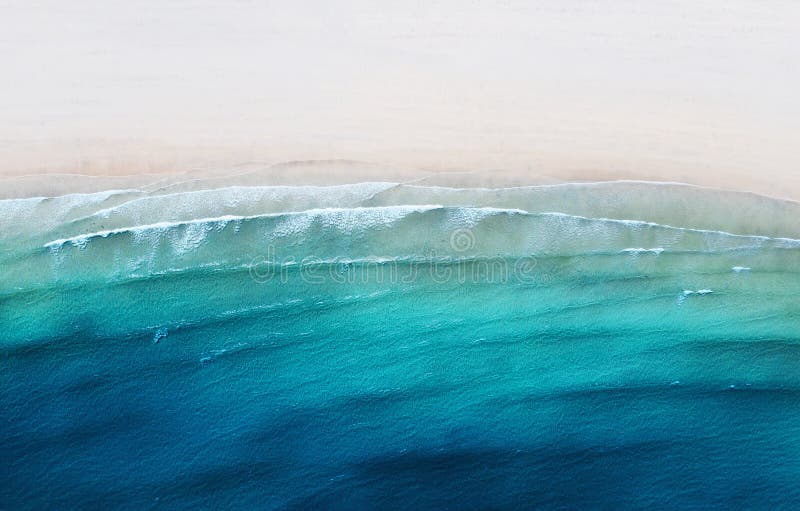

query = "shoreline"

[{"left": 2, "top": 157, "right": 800, "bottom": 204}]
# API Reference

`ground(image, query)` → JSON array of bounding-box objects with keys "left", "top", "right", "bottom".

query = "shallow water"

[{"left": 2, "top": 183, "right": 799, "bottom": 509}]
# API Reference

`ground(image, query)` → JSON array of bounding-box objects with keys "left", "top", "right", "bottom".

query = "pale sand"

[{"left": 1, "top": 1, "right": 798, "bottom": 199}]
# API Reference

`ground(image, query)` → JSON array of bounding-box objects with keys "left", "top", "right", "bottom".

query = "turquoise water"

[{"left": 2, "top": 182, "right": 800, "bottom": 509}]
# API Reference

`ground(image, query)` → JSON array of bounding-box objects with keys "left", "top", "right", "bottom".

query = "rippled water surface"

[{"left": 2, "top": 182, "right": 799, "bottom": 509}]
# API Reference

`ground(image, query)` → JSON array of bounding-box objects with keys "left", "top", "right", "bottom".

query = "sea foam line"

[
  {"left": 42, "top": 205, "right": 800, "bottom": 251},
  {"left": 539, "top": 212, "right": 800, "bottom": 245},
  {"left": 72, "top": 182, "right": 399, "bottom": 221},
  {"left": 42, "top": 205, "right": 448, "bottom": 249}
]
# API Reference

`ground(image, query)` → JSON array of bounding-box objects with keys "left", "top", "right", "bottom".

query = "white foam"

[
  {"left": 44, "top": 216, "right": 241, "bottom": 249},
  {"left": 152, "top": 327, "right": 168, "bottom": 344},
  {"left": 41, "top": 202, "right": 800, "bottom": 260},
  {"left": 78, "top": 182, "right": 397, "bottom": 221},
  {"left": 540, "top": 212, "right": 800, "bottom": 245},
  {"left": 402, "top": 180, "right": 800, "bottom": 205},
  {"left": 42, "top": 206, "right": 445, "bottom": 249},
  {"left": 677, "top": 288, "right": 714, "bottom": 305},
  {"left": 621, "top": 248, "right": 665, "bottom": 255},
  {"left": 0, "top": 188, "right": 139, "bottom": 206},
  {"left": 683, "top": 289, "right": 714, "bottom": 296}
]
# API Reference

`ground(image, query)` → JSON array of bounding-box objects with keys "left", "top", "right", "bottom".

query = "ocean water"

[{"left": 2, "top": 182, "right": 800, "bottom": 509}]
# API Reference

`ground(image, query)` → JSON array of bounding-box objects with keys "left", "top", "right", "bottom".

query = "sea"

[{"left": 2, "top": 181, "right": 799, "bottom": 509}]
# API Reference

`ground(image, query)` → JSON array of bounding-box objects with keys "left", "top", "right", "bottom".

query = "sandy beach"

[{"left": 1, "top": 1, "right": 798, "bottom": 199}]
